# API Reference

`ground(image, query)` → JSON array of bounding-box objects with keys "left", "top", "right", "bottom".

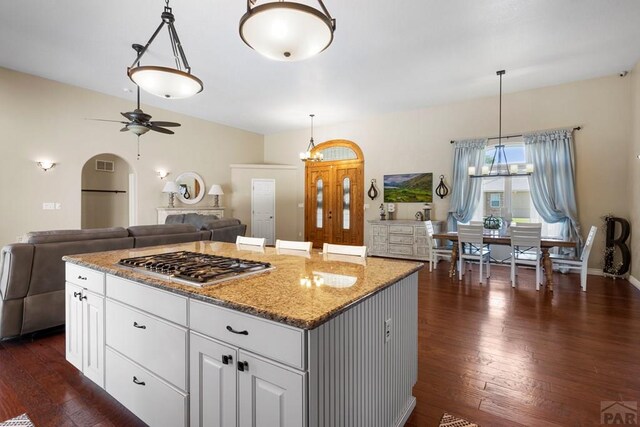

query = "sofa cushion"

[
  {"left": 165, "top": 214, "right": 185, "bottom": 224},
  {"left": 132, "top": 231, "right": 210, "bottom": 248},
  {"left": 127, "top": 224, "right": 196, "bottom": 237},
  {"left": 26, "top": 227, "right": 129, "bottom": 244},
  {"left": 182, "top": 213, "right": 219, "bottom": 230},
  {"left": 201, "top": 218, "right": 241, "bottom": 230}
]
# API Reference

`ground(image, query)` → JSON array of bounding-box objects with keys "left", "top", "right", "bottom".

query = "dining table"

[{"left": 432, "top": 231, "right": 578, "bottom": 291}]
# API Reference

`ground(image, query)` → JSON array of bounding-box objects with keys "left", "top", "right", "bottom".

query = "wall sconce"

[
  {"left": 37, "top": 161, "right": 56, "bottom": 172},
  {"left": 157, "top": 170, "right": 170, "bottom": 180}
]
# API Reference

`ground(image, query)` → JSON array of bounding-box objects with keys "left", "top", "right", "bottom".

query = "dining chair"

[
  {"left": 510, "top": 226, "right": 542, "bottom": 290},
  {"left": 236, "top": 236, "right": 266, "bottom": 247},
  {"left": 424, "top": 221, "right": 452, "bottom": 272},
  {"left": 275, "top": 239, "right": 312, "bottom": 252},
  {"left": 457, "top": 224, "right": 491, "bottom": 283},
  {"left": 550, "top": 225, "right": 598, "bottom": 292},
  {"left": 322, "top": 243, "right": 367, "bottom": 258}
]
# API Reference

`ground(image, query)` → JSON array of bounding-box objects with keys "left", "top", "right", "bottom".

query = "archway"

[
  {"left": 81, "top": 154, "right": 135, "bottom": 229},
  {"left": 304, "top": 139, "right": 364, "bottom": 247}
]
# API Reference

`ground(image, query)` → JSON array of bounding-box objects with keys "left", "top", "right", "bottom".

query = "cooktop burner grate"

[{"left": 118, "top": 251, "right": 273, "bottom": 287}]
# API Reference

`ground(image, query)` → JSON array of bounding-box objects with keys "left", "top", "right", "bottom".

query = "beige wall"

[
  {"left": 230, "top": 164, "right": 298, "bottom": 241},
  {"left": 81, "top": 153, "right": 131, "bottom": 229},
  {"left": 0, "top": 67, "right": 263, "bottom": 247},
  {"left": 631, "top": 64, "right": 640, "bottom": 278},
  {"left": 264, "top": 75, "right": 632, "bottom": 269}
]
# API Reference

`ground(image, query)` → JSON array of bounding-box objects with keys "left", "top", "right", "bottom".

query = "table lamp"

[
  {"left": 208, "top": 184, "right": 224, "bottom": 208},
  {"left": 162, "top": 181, "right": 179, "bottom": 208}
]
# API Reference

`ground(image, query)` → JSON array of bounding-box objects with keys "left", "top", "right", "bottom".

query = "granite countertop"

[{"left": 63, "top": 241, "right": 422, "bottom": 330}]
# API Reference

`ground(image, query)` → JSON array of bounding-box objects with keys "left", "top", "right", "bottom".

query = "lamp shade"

[
  {"left": 128, "top": 66, "right": 203, "bottom": 99},
  {"left": 162, "top": 181, "right": 179, "bottom": 193},
  {"left": 208, "top": 184, "right": 224, "bottom": 195},
  {"left": 239, "top": 2, "right": 334, "bottom": 61}
]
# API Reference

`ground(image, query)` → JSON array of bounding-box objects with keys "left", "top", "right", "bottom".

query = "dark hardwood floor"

[{"left": 1, "top": 263, "right": 639, "bottom": 426}]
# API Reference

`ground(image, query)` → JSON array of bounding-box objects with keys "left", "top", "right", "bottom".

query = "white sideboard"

[
  {"left": 368, "top": 219, "right": 445, "bottom": 261},
  {"left": 157, "top": 207, "right": 225, "bottom": 224}
]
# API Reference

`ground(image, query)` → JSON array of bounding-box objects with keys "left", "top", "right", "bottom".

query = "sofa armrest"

[{"left": 0, "top": 244, "right": 35, "bottom": 301}]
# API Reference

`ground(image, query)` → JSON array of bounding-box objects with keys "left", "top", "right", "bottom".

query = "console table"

[
  {"left": 368, "top": 219, "right": 444, "bottom": 261},
  {"left": 157, "top": 207, "right": 225, "bottom": 224}
]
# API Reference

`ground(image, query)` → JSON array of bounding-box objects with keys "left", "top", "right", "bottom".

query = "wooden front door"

[{"left": 305, "top": 140, "right": 364, "bottom": 248}]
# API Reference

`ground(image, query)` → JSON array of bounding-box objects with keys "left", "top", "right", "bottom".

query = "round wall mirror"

[{"left": 175, "top": 172, "right": 205, "bottom": 205}]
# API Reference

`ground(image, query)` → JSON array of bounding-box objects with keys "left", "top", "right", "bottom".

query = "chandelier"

[
  {"left": 128, "top": 0, "right": 203, "bottom": 99},
  {"left": 300, "top": 114, "right": 323, "bottom": 162},
  {"left": 239, "top": 1, "right": 336, "bottom": 61},
  {"left": 469, "top": 70, "right": 533, "bottom": 178}
]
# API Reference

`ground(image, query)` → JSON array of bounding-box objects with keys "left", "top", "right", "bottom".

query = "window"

[{"left": 471, "top": 140, "right": 562, "bottom": 238}]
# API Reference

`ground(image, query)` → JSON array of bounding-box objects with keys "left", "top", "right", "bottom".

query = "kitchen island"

[{"left": 64, "top": 241, "right": 421, "bottom": 427}]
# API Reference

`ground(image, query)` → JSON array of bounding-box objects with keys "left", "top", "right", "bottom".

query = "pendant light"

[
  {"left": 128, "top": 0, "right": 203, "bottom": 99},
  {"left": 239, "top": 0, "right": 336, "bottom": 62},
  {"left": 469, "top": 70, "right": 533, "bottom": 178},
  {"left": 300, "top": 114, "right": 323, "bottom": 162}
]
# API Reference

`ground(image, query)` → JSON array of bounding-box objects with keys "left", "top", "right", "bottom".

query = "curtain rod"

[{"left": 449, "top": 126, "right": 582, "bottom": 144}]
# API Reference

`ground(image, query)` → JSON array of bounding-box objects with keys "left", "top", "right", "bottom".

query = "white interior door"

[{"left": 251, "top": 179, "right": 275, "bottom": 245}]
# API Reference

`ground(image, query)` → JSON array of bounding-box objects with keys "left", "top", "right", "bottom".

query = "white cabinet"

[
  {"left": 190, "top": 300, "right": 306, "bottom": 427},
  {"left": 368, "top": 220, "right": 444, "bottom": 261},
  {"left": 157, "top": 207, "right": 225, "bottom": 224},
  {"left": 65, "top": 264, "right": 105, "bottom": 388},
  {"left": 190, "top": 331, "right": 305, "bottom": 427}
]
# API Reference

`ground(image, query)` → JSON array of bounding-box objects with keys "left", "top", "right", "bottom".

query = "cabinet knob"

[
  {"left": 77, "top": 275, "right": 87, "bottom": 281},
  {"left": 226, "top": 325, "right": 248, "bottom": 335},
  {"left": 132, "top": 376, "right": 146, "bottom": 386},
  {"left": 133, "top": 322, "right": 147, "bottom": 329},
  {"left": 73, "top": 291, "right": 82, "bottom": 300},
  {"left": 237, "top": 361, "right": 249, "bottom": 372},
  {"left": 222, "top": 354, "right": 233, "bottom": 365}
]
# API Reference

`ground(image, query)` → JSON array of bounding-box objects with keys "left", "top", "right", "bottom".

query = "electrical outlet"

[
  {"left": 384, "top": 318, "right": 392, "bottom": 343},
  {"left": 297, "top": 203, "right": 304, "bottom": 208},
  {"left": 364, "top": 204, "right": 369, "bottom": 210},
  {"left": 42, "top": 202, "right": 54, "bottom": 210}
]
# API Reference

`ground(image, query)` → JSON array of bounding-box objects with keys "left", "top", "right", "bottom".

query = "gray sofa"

[{"left": 0, "top": 216, "right": 246, "bottom": 339}]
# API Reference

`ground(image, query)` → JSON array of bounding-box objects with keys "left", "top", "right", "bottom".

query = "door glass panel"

[
  {"left": 343, "top": 177, "right": 350, "bottom": 230},
  {"left": 319, "top": 146, "right": 358, "bottom": 161},
  {"left": 316, "top": 179, "right": 323, "bottom": 228}
]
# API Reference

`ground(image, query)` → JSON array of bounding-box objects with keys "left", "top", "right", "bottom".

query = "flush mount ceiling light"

[
  {"left": 128, "top": 0, "right": 203, "bottom": 99},
  {"left": 469, "top": 70, "right": 533, "bottom": 178},
  {"left": 239, "top": 0, "right": 336, "bottom": 61},
  {"left": 300, "top": 114, "right": 323, "bottom": 162}
]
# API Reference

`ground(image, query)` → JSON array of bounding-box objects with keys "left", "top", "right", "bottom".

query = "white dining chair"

[
  {"left": 322, "top": 243, "right": 367, "bottom": 258},
  {"left": 275, "top": 239, "right": 312, "bottom": 252},
  {"left": 457, "top": 224, "right": 491, "bottom": 283},
  {"left": 424, "top": 221, "right": 452, "bottom": 272},
  {"left": 550, "top": 225, "right": 598, "bottom": 292},
  {"left": 235, "top": 236, "right": 266, "bottom": 247},
  {"left": 510, "top": 226, "right": 542, "bottom": 290}
]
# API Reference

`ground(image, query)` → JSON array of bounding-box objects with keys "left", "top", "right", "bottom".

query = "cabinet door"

[
  {"left": 82, "top": 291, "right": 104, "bottom": 388},
  {"left": 238, "top": 351, "right": 305, "bottom": 427},
  {"left": 190, "top": 332, "right": 237, "bottom": 427},
  {"left": 65, "top": 283, "right": 83, "bottom": 371}
]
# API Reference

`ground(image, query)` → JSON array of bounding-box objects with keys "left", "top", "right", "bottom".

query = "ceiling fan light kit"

[
  {"left": 128, "top": 1, "right": 203, "bottom": 99},
  {"left": 240, "top": 0, "right": 336, "bottom": 61}
]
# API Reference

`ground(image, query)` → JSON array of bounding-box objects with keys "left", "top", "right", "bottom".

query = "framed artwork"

[{"left": 383, "top": 173, "right": 433, "bottom": 203}]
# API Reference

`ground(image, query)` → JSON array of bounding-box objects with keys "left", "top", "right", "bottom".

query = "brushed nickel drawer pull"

[
  {"left": 133, "top": 322, "right": 147, "bottom": 329},
  {"left": 132, "top": 376, "right": 146, "bottom": 386},
  {"left": 226, "top": 325, "right": 248, "bottom": 335}
]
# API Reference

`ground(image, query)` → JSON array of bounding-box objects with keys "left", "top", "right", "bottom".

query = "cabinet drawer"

[
  {"left": 190, "top": 300, "right": 305, "bottom": 370},
  {"left": 66, "top": 263, "right": 104, "bottom": 294},
  {"left": 388, "top": 244, "right": 414, "bottom": 256},
  {"left": 106, "top": 275, "right": 188, "bottom": 326},
  {"left": 389, "top": 234, "right": 413, "bottom": 245},
  {"left": 106, "top": 300, "right": 187, "bottom": 391},
  {"left": 388, "top": 225, "right": 414, "bottom": 235},
  {"left": 415, "top": 227, "right": 426, "bottom": 236},
  {"left": 371, "top": 226, "right": 388, "bottom": 236},
  {"left": 105, "top": 348, "right": 187, "bottom": 427}
]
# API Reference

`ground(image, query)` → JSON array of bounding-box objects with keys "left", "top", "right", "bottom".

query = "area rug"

[
  {"left": 0, "top": 414, "right": 34, "bottom": 427},
  {"left": 439, "top": 412, "right": 479, "bottom": 427}
]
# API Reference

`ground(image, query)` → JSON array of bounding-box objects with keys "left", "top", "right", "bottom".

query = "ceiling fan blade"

[
  {"left": 149, "top": 125, "right": 174, "bottom": 135},
  {"left": 86, "top": 118, "right": 129, "bottom": 123},
  {"left": 121, "top": 112, "right": 135, "bottom": 121},
  {"left": 150, "top": 121, "right": 181, "bottom": 127},
  {"left": 120, "top": 127, "right": 129, "bottom": 132}
]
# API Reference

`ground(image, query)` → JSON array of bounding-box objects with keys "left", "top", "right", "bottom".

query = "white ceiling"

[{"left": 2, "top": 0, "right": 640, "bottom": 134}]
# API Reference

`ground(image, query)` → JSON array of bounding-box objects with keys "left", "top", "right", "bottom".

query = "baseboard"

[
  {"left": 629, "top": 275, "right": 640, "bottom": 292},
  {"left": 396, "top": 396, "right": 416, "bottom": 427}
]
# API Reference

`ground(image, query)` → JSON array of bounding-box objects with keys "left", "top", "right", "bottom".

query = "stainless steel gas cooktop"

[{"left": 117, "top": 251, "right": 274, "bottom": 287}]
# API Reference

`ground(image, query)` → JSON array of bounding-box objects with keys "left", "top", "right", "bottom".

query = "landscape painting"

[{"left": 383, "top": 173, "right": 433, "bottom": 203}]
